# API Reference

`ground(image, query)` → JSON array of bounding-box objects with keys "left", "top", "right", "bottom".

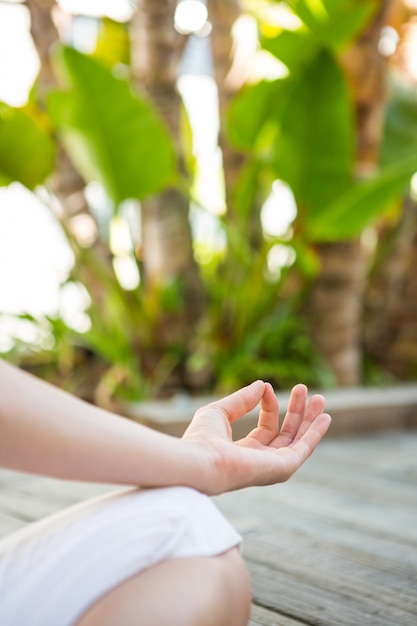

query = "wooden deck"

[{"left": 1, "top": 429, "right": 416, "bottom": 625}]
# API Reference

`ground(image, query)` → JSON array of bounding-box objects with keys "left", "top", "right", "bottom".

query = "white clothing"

[{"left": 0, "top": 486, "right": 241, "bottom": 626}]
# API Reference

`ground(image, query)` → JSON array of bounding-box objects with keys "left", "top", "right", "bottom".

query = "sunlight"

[
  {"left": 0, "top": 184, "right": 92, "bottom": 350},
  {"left": 410, "top": 172, "right": 417, "bottom": 201},
  {"left": 0, "top": 3, "right": 39, "bottom": 106},
  {"left": 266, "top": 243, "right": 296, "bottom": 280},
  {"left": 261, "top": 180, "right": 297, "bottom": 238},
  {"left": 110, "top": 215, "right": 141, "bottom": 291},
  {"left": 174, "top": 0, "right": 208, "bottom": 35},
  {"left": 378, "top": 26, "right": 400, "bottom": 57},
  {"left": 177, "top": 74, "right": 226, "bottom": 215},
  {"left": 57, "top": 0, "right": 133, "bottom": 22}
]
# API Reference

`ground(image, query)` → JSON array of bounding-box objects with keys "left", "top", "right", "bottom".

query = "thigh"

[
  {"left": 76, "top": 547, "right": 252, "bottom": 626},
  {"left": 0, "top": 486, "right": 242, "bottom": 626}
]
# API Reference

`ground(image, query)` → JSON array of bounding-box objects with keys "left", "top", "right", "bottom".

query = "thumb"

[{"left": 206, "top": 380, "right": 266, "bottom": 424}]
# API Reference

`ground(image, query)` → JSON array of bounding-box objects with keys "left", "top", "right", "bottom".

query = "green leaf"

[
  {"left": 48, "top": 46, "right": 177, "bottom": 205},
  {"left": 272, "top": 49, "right": 354, "bottom": 214},
  {"left": 0, "top": 102, "right": 55, "bottom": 189},
  {"left": 261, "top": 27, "right": 318, "bottom": 73},
  {"left": 380, "top": 81, "right": 417, "bottom": 167},
  {"left": 226, "top": 80, "right": 285, "bottom": 151},
  {"left": 307, "top": 153, "right": 417, "bottom": 241},
  {"left": 286, "top": 0, "right": 378, "bottom": 50}
]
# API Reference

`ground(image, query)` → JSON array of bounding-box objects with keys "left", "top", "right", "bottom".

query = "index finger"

[{"left": 205, "top": 380, "right": 266, "bottom": 424}]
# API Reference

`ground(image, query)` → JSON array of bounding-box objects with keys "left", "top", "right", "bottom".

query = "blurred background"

[{"left": 1, "top": 0, "right": 417, "bottom": 409}]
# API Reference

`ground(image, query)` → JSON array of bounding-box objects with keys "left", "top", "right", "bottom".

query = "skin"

[
  {"left": 0, "top": 359, "right": 331, "bottom": 495},
  {"left": 0, "top": 358, "right": 331, "bottom": 626},
  {"left": 76, "top": 548, "right": 252, "bottom": 626}
]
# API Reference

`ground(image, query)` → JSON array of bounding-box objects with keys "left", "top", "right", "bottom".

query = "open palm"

[{"left": 183, "top": 381, "right": 331, "bottom": 495}]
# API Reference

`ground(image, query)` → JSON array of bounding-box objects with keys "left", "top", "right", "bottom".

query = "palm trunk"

[
  {"left": 309, "top": 1, "right": 391, "bottom": 386},
  {"left": 364, "top": 196, "right": 417, "bottom": 378},
  {"left": 26, "top": 0, "right": 85, "bottom": 212},
  {"left": 131, "top": 1, "right": 205, "bottom": 388},
  {"left": 26, "top": 0, "right": 115, "bottom": 399},
  {"left": 207, "top": 0, "right": 244, "bottom": 206},
  {"left": 208, "top": 0, "right": 263, "bottom": 253},
  {"left": 364, "top": 1, "right": 417, "bottom": 378},
  {"left": 27, "top": 0, "right": 113, "bottom": 287},
  {"left": 309, "top": 241, "right": 366, "bottom": 386}
]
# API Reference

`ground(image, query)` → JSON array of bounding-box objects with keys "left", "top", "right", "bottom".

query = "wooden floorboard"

[
  {"left": 0, "top": 430, "right": 416, "bottom": 625},
  {"left": 215, "top": 430, "right": 417, "bottom": 626}
]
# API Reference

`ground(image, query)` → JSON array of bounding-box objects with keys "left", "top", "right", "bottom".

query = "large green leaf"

[
  {"left": 285, "top": 0, "right": 378, "bottom": 50},
  {"left": 226, "top": 79, "right": 286, "bottom": 151},
  {"left": 272, "top": 49, "right": 354, "bottom": 214},
  {"left": 48, "top": 46, "right": 177, "bottom": 205},
  {"left": 261, "top": 27, "right": 318, "bottom": 73},
  {"left": 0, "top": 102, "right": 55, "bottom": 189},
  {"left": 307, "top": 153, "right": 417, "bottom": 241}
]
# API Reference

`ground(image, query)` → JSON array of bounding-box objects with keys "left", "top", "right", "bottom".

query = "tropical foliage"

[{"left": 1, "top": 0, "right": 417, "bottom": 403}]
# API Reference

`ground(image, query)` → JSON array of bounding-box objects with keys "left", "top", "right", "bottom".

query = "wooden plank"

[
  {"left": 0, "top": 473, "right": 115, "bottom": 539},
  {"left": 216, "top": 431, "right": 417, "bottom": 544},
  {"left": 243, "top": 534, "right": 417, "bottom": 612},
  {"left": 249, "top": 603, "right": 306, "bottom": 626},
  {"left": 214, "top": 431, "right": 417, "bottom": 625},
  {"left": 248, "top": 560, "right": 417, "bottom": 626},
  {"left": 222, "top": 505, "right": 417, "bottom": 624}
]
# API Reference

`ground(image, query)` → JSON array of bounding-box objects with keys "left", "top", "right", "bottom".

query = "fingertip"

[
  {"left": 292, "top": 383, "right": 308, "bottom": 394},
  {"left": 322, "top": 412, "right": 332, "bottom": 424},
  {"left": 249, "top": 379, "right": 266, "bottom": 391},
  {"left": 261, "top": 381, "right": 278, "bottom": 409},
  {"left": 319, "top": 412, "right": 332, "bottom": 433}
]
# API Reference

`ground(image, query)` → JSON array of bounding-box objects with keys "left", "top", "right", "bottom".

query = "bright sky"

[
  {"left": 0, "top": 0, "right": 296, "bottom": 351},
  {"left": 0, "top": 2, "right": 82, "bottom": 349},
  {"left": 0, "top": 2, "right": 39, "bottom": 106}
]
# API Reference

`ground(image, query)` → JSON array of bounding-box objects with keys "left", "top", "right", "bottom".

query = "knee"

[{"left": 214, "top": 547, "right": 252, "bottom": 626}]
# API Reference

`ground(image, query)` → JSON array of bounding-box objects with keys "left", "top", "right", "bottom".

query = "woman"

[{"left": 0, "top": 358, "right": 331, "bottom": 625}]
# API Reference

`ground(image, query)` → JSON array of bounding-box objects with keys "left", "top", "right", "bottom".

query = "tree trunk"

[
  {"left": 207, "top": 0, "right": 244, "bottom": 205},
  {"left": 26, "top": 0, "right": 114, "bottom": 400},
  {"left": 26, "top": 0, "right": 86, "bottom": 213},
  {"left": 364, "top": 0, "right": 417, "bottom": 378},
  {"left": 131, "top": 0, "right": 205, "bottom": 390},
  {"left": 309, "top": 1, "right": 391, "bottom": 386},
  {"left": 364, "top": 196, "right": 417, "bottom": 378},
  {"left": 309, "top": 241, "right": 366, "bottom": 386},
  {"left": 208, "top": 0, "right": 263, "bottom": 252}
]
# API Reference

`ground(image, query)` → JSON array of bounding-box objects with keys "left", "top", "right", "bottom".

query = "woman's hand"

[
  {"left": 0, "top": 359, "right": 330, "bottom": 494},
  {"left": 182, "top": 381, "right": 331, "bottom": 495}
]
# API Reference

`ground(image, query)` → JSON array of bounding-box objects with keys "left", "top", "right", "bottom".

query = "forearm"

[{"left": 0, "top": 360, "right": 201, "bottom": 488}]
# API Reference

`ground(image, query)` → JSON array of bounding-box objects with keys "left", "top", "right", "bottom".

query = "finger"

[
  {"left": 289, "top": 412, "right": 332, "bottom": 466},
  {"left": 245, "top": 383, "right": 279, "bottom": 446},
  {"left": 292, "top": 393, "right": 326, "bottom": 442},
  {"left": 236, "top": 412, "right": 331, "bottom": 487},
  {"left": 257, "top": 383, "right": 279, "bottom": 435},
  {"left": 201, "top": 380, "right": 266, "bottom": 424},
  {"left": 273, "top": 384, "right": 308, "bottom": 446}
]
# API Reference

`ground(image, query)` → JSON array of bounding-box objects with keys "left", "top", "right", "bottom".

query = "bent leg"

[
  {"left": 0, "top": 487, "right": 244, "bottom": 626},
  {"left": 76, "top": 547, "right": 252, "bottom": 626}
]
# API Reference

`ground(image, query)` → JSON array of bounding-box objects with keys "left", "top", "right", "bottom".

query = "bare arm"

[
  {"left": 0, "top": 359, "right": 331, "bottom": 495},
  {"left": 0, "top": 359, "right": 200, "bottom": 488}
]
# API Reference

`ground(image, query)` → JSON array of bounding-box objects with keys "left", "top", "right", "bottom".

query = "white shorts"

[{"left": 0, "top": 486, "right": 241, "bottom": 626}]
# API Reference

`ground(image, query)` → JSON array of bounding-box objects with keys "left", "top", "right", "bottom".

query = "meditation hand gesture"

[
  {"left": 0, "top": 359, "right": 330, "bottom": 497},
  {"left": 183, "top": 381, "right": 331, "bottom": 495}
]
